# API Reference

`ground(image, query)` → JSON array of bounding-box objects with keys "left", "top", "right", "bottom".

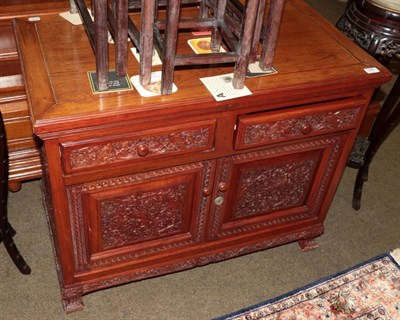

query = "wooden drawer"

[
  {"left": 234, "top": 98, "right": 365, "bottom": 150},
  {"left": 60, "top": 119, "right": 217, "bottom": 175}
]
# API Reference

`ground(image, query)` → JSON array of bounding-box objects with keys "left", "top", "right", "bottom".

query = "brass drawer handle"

[{"left": 137, "top": 144, "right": 149, "bottom": 157}]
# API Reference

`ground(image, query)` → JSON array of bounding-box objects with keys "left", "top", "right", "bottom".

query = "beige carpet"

[{"left": 1, "top": 1, "right": 399, "bottom": 319}]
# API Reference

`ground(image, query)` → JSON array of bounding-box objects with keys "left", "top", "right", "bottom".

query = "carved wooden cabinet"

[{"left": 13, "top": 0, "right": 391, "bottom": 313}]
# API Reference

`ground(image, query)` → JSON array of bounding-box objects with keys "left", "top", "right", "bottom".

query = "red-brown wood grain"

[{"left": 10, "top": 0, "right": 392, "bottom": 313}]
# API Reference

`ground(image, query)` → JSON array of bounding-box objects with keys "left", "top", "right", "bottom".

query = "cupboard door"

[
  {"left": 66, "top": 160, "right": 215, "bottom": 274},
  {"left": 207, "top": 134, "right": 348, "bottom": 240}
]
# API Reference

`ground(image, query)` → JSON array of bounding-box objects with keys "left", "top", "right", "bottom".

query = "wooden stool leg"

[
  {"left": 199, "top": 0, "right": 208, "bottom": 18},
  {"left": 232, "top": 0, "right": 259, "bottom": 89},
  {"left": 69, "top": 0, "right": 78, "bottom": 13},
  {"left": 115, "top": 0, "right": 128, "bottom": 77},
  {"left": 259, "top": 0, "right": 285, "bottom": 71},
  {"left": 94, "top": 0, "right": 109, "bottom": 91},
  {"left": 140, "top": 0, "right": 156, "bottom": 85},
  {"left": 210, "top": 0, "right": 227, "bottom": 52},
  {"left": 161, "top": 0, "right": 181, "bottom": 95},
  {"left": 250, "top": 0, "right": 267, "bottom": 63}
]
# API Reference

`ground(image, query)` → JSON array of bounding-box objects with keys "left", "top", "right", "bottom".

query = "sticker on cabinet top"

[
  {"left": 200, "top": 73, "right": 252, "bottom": 102},
  {"left": 364, "top": 67, "right": 380, "bottom": 74}
]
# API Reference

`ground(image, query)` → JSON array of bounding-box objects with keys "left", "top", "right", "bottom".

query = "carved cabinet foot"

[
  {"left": 8, "top": 181, "right": 22, "bottom": 192},
  {"left": 298, "top": 238, "right": 319, "bottom": 252},
  {"left": 62, "top": 287, "right": 84, "bottom": 313}
]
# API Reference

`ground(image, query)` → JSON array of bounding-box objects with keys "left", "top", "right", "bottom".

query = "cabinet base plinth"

[
  {"left": 298, "top": 238, "right": 319, "bottom": 252},
  {"left": 62, "top": 288, "right": 84, "bottom": 314}
]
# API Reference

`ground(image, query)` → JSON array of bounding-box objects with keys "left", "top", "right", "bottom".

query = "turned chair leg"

[{"left": 0, "top": 112, "right": 31, "bottom": 275}]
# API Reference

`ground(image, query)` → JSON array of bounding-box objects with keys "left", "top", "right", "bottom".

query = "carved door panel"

[
  {"left": 66, "top": 160, "right": 215, "bottom": 274},
  {"left": 207, "top": 134, "right": 348, "bottom": 240}
]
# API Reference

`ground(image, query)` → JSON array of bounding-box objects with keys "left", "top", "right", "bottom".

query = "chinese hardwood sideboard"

[{"left": 13, "top": 0, "right": 391, "bottom": 312}]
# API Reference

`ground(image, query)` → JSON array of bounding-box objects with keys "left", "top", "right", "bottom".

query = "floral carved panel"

[
  {"left": 99, "top": 184, "right": 186, "bottom": 250},
  {"left": 233, "top": 159, "right": 317, "bottom": 218},
  {"left": 209, "top": 134, "right": 346, "bottom": 239},
  {"left": 242, "top": 107, "right": 360, "bottom": 147},
  {"left": 61, "top": 121, "right": 215, "bottom": 172},
  {"left": 67, "top": 160, "right": 215, "bottom": 270}
]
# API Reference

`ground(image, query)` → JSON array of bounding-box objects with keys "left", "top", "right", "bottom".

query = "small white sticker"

[
  {"left": 28, "top": 17, "right": 41, "bottom": 22},
  {"left": 364, "top": 67, "right": 380, "bottom": 74}
]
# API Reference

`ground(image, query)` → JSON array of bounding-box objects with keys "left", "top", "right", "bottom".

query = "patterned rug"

[{"left": 215, "top": 249, "right": 400, "bottom": 320}]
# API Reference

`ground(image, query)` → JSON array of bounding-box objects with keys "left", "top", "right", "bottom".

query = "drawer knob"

[
  {"left": 301, "top": 123, "right": 312, "bottom": 135},
  {"left": 218, "top": 182, "right": 228, "bottom": 192},
  {"left": 202, "top": 187, "right": 212, "bottom": 197},
  {"left": 137, "top": 144, "right": 149, "bottom": 157}
]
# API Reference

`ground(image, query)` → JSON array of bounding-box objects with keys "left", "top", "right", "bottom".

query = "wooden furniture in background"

[
  {"left": 352, "top": 75, "right": 400, "bottom": 209},
  {"left": 0, "top": 112, "right": 30, "bottom": 274},
  {"left": 337, "top": 0, "right": 399, "bottom": 136},
  {"left": 336, "top": 0, "right": 400, "bottom": 209},
  {"left": 13, "top": 0, "right": 390, "bottom": 312},
  {"left": 0, "top": 0, "right": 68, "bottom": 191}
]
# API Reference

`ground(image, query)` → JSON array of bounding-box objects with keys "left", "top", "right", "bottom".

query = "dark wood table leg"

[
  {"left": 115, "top": 0, "right": 128, "bottom": 77},
  {"left": 210, "top": 0, "right": 227, "bottom": 52},
  {"left": 259, "top": 0, "right": 285, "bottom": 71},
  {"left": 250, "top": 0, "right": 267, "bottom": 63},
  {"left": 199, "top": 0, "right": 208, "bottom": 18},
  {"left": 140, "top": 0, "right": 156, "bottom": 85},
  {"left": 69, "top": 0, "right": 78, "bottom": 13},
  {"left": 232, "top": 0, "right": 259, "bottom": 89},
  {"left": 94, "top": 0, "right": 109, "bottom": 91},
  {"left": 353, "top": 75, "right": 400, "bottom": 210},
  {"left": 161, "top": 0, "right": 181, "bottom": 95}
]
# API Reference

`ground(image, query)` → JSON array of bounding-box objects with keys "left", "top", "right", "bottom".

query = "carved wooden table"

[{"left": 13, "top": 0, "right": 390, "bottom": 313}]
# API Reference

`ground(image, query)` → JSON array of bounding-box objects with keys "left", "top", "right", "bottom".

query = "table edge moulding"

[{"left": 12, "top": 0, "right": 391, "bottom": 313}]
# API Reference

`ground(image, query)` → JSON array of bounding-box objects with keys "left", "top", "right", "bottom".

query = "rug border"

[{"left": 214, "top": 250, "right": 400, "bottom": 320}]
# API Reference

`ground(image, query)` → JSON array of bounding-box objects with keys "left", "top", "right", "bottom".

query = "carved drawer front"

[
  {"left": 234, "top": 98, "right": 364, "bottom": 150},
  {"left": 60, "top": 119, "right": 217, "bottom": 174},
  {"left": 66, "top": 160, "right": 215, "bottom": 273},
  {"left": 208, "top": 133, "right": 348, "bottom": 240}
]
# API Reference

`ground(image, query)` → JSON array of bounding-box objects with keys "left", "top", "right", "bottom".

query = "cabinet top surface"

[{"left": 13, "top": 0, "right": 391, "bottom": 134}]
